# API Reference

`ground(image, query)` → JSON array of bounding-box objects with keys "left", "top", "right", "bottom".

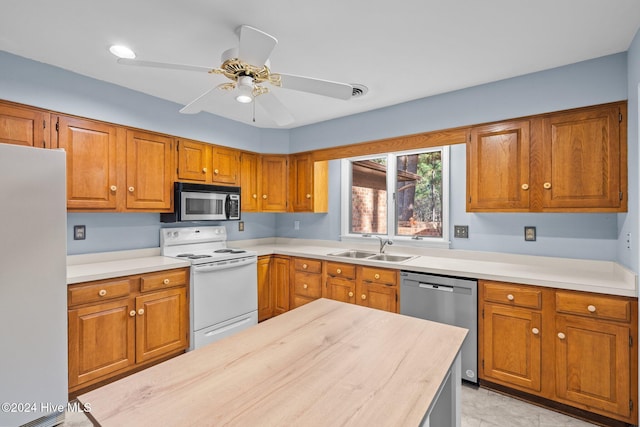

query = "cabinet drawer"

[
  {"left": 360, "top": 267, "right": 397, "bottom": 285},
  {"left": 294, "top": 258, "right": 322, "bottom": 274},
  {"left": 556, "top": 291, "right": 631, "bottom": 322},
  {"left": 140, "top": 269, "right": 188, "bottom": 292},
  {"left": 483, "top": 281, "right": 542, "bottom": 309},
  {"left": 326, "top": 262, "right": 356, "bottom": 279},
  {"left": 293, "top": 272, "right": 322, "bottom": 298},
  {"left": 68, "top": 279, "right": 132, "bottom": 306}
]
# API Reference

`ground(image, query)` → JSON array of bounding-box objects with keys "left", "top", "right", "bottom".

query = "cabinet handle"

[
  {"left": 543, "top": 182, "right": 552, "bottom": 189},
  {"left": 163, "top": 278, "right": 170, "bottom": 285},
  {"left": 557, "top": 332, "right": 566, "bottom": 340},
  {"left": 587, "top": 304, "right": 596, "bottom": 313},
  {"left": 98, "top": 289, "right": 107, "bottom": 297},
  {"left": 532, "top": 328, "right": 540, "bottom": 335},
  {"left": 214, "top": 169, "right": 219, "bottom": 175},
  {"left": 138, "top": 308, "right": 144, "bottom": 316},
  {"left": 374, "top": 273, "right": 380, "bottom": 280},
  {"left": 129, "top": 310, "right": 136, "bottom": 317},
  {"left": 361, "top": 294, "right": 367, "bottom": 300},
  {"left": 202, "top": 167, "right": 207, "bottom": 173},
  {"left": 306, "top": 194, "right": 311, "bottom": 199},
  {"left": 348, "top": 291, "right": 354, "bottom": 298},
  {"left": 262, "top": 194, "right": 267, "bottom": 199},
  {"left": 302, "top": 263, "right": 308, "bottom": 269},
  {"left": 252, "top": 194, "right": 257, "bottom": 199},
  {"left": 303, "top": 283, "right": 308, "bottom": 289},
  {"left": 336, "top": 268, "right": 342, "bottom": 274},
  {"left": 507, "top": 294, "right": 514, "bottom": 301},
  {"left": 110, "top": 185, "right": 117, "bottom": 192},
  {"left": 521, "top": 184, "right": 529, "bottom": 190},
  {"left": 128, "top": 186, "right": 135, "bottom": 193}
]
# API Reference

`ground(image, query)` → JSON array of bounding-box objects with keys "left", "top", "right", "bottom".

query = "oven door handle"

[{"left": 193, "top": 257, "right": 257, "bottom": 272}]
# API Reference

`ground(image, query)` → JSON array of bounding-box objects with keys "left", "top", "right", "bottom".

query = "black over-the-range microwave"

[{"left": 160, "top": 182, "right": 241, "bottom": 223}]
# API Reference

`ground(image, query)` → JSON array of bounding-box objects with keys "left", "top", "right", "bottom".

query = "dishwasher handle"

[{"left": 418, "top": 282, "right": 454, "bottom": 292}]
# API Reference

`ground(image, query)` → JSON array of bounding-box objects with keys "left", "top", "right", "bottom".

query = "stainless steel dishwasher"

[{"left": 400, "top": 271, "right": 478, "bottom": 384}]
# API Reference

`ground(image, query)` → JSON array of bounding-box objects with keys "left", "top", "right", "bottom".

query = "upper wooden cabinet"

[
  {"left": 467, "top": 102, "right": 627, "bottom": 212},
  {"left": 261, "top": 155, "right": 289, "bottom": 212},
  {"left": 176, "top": 139, "right": 210, "bottom": 183},
  {"left": 240, "top": 151, "right": 261, "bottom": 212},
  {"left": 125, "top": 130, "right": 173, "bottom": 211},
  {"left": 289, "top": 153, "right": 328, "bottom": 213},
  {"left": 211, "top": 146, "right": 240, "bottom": 185},
  {"left": 56, "top": 115, "right": 119, "bottom": 210},
  {"left": 0, "top": 101, "right": 50, "bottom": 148}
]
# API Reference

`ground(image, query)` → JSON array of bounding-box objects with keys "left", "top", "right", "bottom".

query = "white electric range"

[{"left": 160, "top": 226, "right": 258, "bottom": 350}]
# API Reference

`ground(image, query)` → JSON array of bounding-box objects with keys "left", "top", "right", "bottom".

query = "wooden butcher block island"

[{"left": 79, "top": 298, "right": 467, "bottom": 426}]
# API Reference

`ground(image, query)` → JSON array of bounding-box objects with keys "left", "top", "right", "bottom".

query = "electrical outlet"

[
  {"left": 454, "top": 225, "right": 469, "bottom": 238},
  {"left": 626, "top": 232, "right": 631, "bottom": 250},
  {"left": 524, "top": 226, "right": 536, "bottom": 241},
  {"left": 238, "top": 221, "right": 244, "bottom": 232},
  {"left": 74, "top": 225, "right": 86, "bottom": 240},
  {"left": 294, "top": 220, "right": 300, "bottom": 230}
]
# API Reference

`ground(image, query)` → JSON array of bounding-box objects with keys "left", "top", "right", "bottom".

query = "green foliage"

[{"left": 413, "top": 152, "right": 442, "bottom": 222}]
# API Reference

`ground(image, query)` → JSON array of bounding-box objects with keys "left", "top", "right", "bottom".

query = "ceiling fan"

[{"left": 116, "top": 25, "right": 354, "bottom": 126}]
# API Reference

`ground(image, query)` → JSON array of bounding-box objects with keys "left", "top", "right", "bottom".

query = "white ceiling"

[{"left": 1, "top": 1, "right": 639, "bottom": 129}]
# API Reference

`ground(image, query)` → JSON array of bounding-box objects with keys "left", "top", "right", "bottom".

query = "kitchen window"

[{"left": 340, "top": 147, "right": 450, "bottom": 247}]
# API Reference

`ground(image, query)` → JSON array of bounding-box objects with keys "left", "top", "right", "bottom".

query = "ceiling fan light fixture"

[
  {"left": 109, "top": 45, "right": 136, "bottom": 59},
  {"left": 235, "top": 76, "right": 254, "bottom": 103}
]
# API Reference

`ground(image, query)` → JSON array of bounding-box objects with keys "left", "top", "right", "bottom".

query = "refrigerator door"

[{"left": 0, "top": 144, "right": 68, "bottom": 426}]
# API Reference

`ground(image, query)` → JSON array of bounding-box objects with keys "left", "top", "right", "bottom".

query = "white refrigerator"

[{"left": 0, "top": 144, "right": 68, "bottom": 426}]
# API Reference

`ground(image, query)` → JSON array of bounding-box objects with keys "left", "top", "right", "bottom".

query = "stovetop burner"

[
  {"left": 176, "top": 253, "right": 213, "bottom": 260},
  {"left": 214, "top": 249, "right": 233, "bottom": 253}
]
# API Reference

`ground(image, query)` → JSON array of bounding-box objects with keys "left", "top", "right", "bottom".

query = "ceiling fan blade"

[
  {"left": 238, "top": 25, "right": 277, "bottom": 66},
  {"left": 117, "top": 58, "right": 213, "bottom": 73},
  {"left": 277, "top": 73, "right": 353, "bottom": 100},
  {"left": 179, "top": 86, "right": 223, "bottom": 114},
  {"left": 256, "top": 92, "right": 295, "bottom": 126}
]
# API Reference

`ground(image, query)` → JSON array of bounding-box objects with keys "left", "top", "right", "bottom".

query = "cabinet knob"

[
  {"left": 302, "top": 263, "right": 308, "bottom": 269},
  {"left": 336, "top": 268, "right": 342, "bottom": 274},
  {"left": 374, "top": 273, "right": 380, "bottom": 280},
  {"left": 202, "top": 167, "right": 207, "bottom": 173},
  {"left": 128, "top": 186, "right": 135, "bottom": 193},
  {"left": 129, "top": 310, "right": 136, "bottom": 317},
  {"left": 163, "top": 278, "right": 170, "bottom": 285},
  {"left": 532, "top": 328, "right": 540, "bottom": 335},
  {"left": 361, "top": 294, "right": 367, "bottom": 300},
  {"left": 543, "top": 182, "right": 552, "bottom": 189},
  {"left": 507, "top": 294, "right": 514, "bottom": 301},
  {"left": 110, "top": 185, "right": 117, "bottom": 192},
  {"left": 348, "top": 291, "right": 354, "bottom": 298},
  {"left": 214, "top": 169, "right": 219, "bottom": 175},
  {"left": 303, "top": 283, "right": 308, "bottom": 289},
  {"left": 557, "top": 332, "right": 566, "bottom": 340},
  {"left": 262, "top": 194, "right": 267, "bottom": 199},
  {"left": 138, "top": 308, "right": 145, "bottom": 316},
  {"left": 306, "top": 194, "right": 311, "bottom": 199},
  {"left": 521, "top": 184, "right": 529, "bottom": 190},
  {"left": 98, "top": 289, "right": 107, "bottom": 297},
  {"left": 252, "top": 194, "right": 257, "bottom": 199},
  {"left": 587, "top": 304, "right": 596, "bottom": 313}
]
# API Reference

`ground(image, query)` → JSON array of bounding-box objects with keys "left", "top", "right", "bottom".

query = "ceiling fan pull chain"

[{"left": 252, "top": 97, "right": 256, "bottom": 123}]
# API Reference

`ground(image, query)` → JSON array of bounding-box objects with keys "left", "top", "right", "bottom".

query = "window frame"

[{"left": 340, "top": 146, "right": 450, "bottom": 249}]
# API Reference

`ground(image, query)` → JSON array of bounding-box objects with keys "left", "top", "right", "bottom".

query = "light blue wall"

[{"left": 1, "top": 49, "right": 635, "bottom": 266}]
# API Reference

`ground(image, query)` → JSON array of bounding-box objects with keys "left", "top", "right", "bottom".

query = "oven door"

[
  {"left": 180, "top": 191, "right": 227, "bottom": 221},
  {"left": 190, "top": 256, "right": 258, "bottom": 349}
]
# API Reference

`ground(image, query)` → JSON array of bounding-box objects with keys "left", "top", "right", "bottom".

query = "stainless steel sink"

[
  {"left": 328, "top": 249, "right": 377, "bottom": 259},
  {"left": 367, "top": 254, "right": 416, "bottom": 263}
]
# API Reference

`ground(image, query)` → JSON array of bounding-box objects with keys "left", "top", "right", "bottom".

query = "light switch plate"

[
  {"left": 524, "top": 226, "right": 536, "bottom": 241},
  {"left": 454, "top": 225, "right": 469, "bottom": 238},
  {"left": 238, "top": 221, "right": 244, "bottom": 232}
]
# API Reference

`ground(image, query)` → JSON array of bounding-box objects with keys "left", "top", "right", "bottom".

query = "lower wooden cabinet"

[
  {"left": 257, "top": 256, "right": 273, "bottom": 321},
  {"left": 290, "top": 258, "right": 323, "bottom": 309},
  {"left": 67, "top": 268, "right": 189, "bottom": 396},
  {"left": 326, "top": 261, "right": 357, "bottom": 304},
  {"left": 479, "top": 280, "right": 638, "bottom": 425},
  {"left": 357, "top": 266, "right": 398, "bottom": 313}
]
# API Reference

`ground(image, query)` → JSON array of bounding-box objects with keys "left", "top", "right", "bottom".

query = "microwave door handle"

[{"left": 225, "top": 194, "right": 231, "bottom": 219}]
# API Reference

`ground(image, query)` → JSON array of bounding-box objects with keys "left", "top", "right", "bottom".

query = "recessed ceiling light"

[{"left": 109, "top": 45, "right": 136, "bottom": 59}]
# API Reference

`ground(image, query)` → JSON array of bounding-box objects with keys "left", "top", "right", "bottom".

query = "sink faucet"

[{"left": 375, "top": 236, "right": 393, "bottom": 253}]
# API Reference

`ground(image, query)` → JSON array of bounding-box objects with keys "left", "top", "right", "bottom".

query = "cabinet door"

[
  {"left": 211, "top": 146, "right": 240, "bottom": 185},
  {"left": 257, "top": 256, "right": 273, "bottom": 322},
  {"left": 467, "top": 121, "right": 530, "bottom": 211},
  {"left": 68, "top": 298, "right": 135, "bottom": 388},
  {"left": 125, "top": 130, "right": 173, "bottom": 210},
  {"left": 261, "top": 155, "right": 288, "bottom": 212},
  {"left": 555, "top": 315, "right": 630, "bottom": 418},
  {"left": 240, "top": 152, "right": 260, "bottom": 212},
  {"left": 271, "top": 256, "right": 290, "bottom": 315},
  {"left": 135, "top": 287, "right": 188, "bottom": 363},
  {"left": 326, "top": 277, "right": 356, "bottom": 304},
  {"left": 0, "top": 102, "right": 50, "bottom": 148},
  {"left": 542, "top": 105, "right": 622, "bottom": 210},
  {"left": 289, "top": 154, "right": 329, "bottom": 213},
  {"left": 481, "top": 303, "right": 541, "bottom": 392},
  {"left": 56, "top": 116, "right": 119, "bottom": 210},
  {"left": 176, "top": 139, "right": 210, "bottom": 182},
  {"left": 358, "top": 282, "right": 397, "bottom": 313}
]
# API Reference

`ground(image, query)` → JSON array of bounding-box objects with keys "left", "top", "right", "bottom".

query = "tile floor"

[{"left": 62, "top": 384, "right": 598, "bottom": 426}]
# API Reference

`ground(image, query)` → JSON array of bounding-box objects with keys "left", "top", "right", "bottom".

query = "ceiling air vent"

[{"left": 351, "top": 84, "right": 368, "bottom": 98}]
